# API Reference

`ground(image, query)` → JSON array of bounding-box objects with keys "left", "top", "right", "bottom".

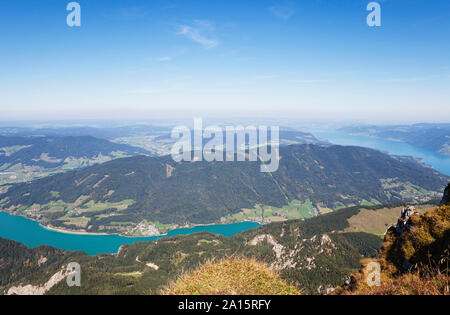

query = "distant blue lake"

[
  {"left": 0, "top": 212, "right": 259, "bottom": 255},
  {"left": 312, "top": 130, "right": 450, "bottom": 176}
]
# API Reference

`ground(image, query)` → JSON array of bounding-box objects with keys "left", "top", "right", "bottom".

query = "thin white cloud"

[
  {"left": 158, "top": 56, "right": 173, "bottom": 62},
  {"left": 268, "top": 4, "right": 295, "bottom": 21},
  {"left": 176, "top": 21, "right": 219, "bottom": 49},
  {"left": 156, "top": 47, "right": 189, "bottom": 63}
]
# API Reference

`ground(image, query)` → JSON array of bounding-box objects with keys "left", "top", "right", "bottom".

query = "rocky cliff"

[
  {"left": 336, "top": 185, "right": 450, "bottom": 295},
  {"left": 440, "top": 183, "right": 450, "bottom": 205}
]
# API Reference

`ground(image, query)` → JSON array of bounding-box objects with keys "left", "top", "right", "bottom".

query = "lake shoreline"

[
  {"left": 0, "top": 210, "right": 261, "bottom": 238},
  {"left": 312, "top": 130, "right": 450, "bottom": 176},
  {"left": 41, "top": 224, "right": 112, "bottom": 236},
  {"left": 0, "top": 211, "right": 261, "bottom": 255},
  {"left": 41, "top": 219, "right": 261, "bottom": 238}
]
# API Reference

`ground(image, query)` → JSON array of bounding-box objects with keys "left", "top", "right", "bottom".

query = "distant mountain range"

[
  {"left": 0, "top": 125, "right": 329, "bottom": 158},
  {"left": 0, "top": 125, "right": 171, "bottom": 140},
  {"left": 0, "top": 135, "right": 150, "bottom": 184},
  {"left": 1, "top": 144, "right": 447, "bottom": 236},
  {"left": 0, "top": 125, "right": 327, "bottom": 143},
  {"left": 340, "top": 123, "right": 450, "bottom": 156},
  {"left": 0, "top": 125, "right": 332, "bottom": 186},
  {"left": 0, "top": 135, "right": 150, "bottom": 167}
]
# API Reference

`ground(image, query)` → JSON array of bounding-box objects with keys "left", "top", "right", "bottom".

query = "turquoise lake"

[
  {"left": 0, "top": 130, "right": 448, "bottom": 255},
  {"left": 0, "top": 212, "right": 259, "bottom": 255},
  {"left": 312, "top": 130, "right": 450, "bottom": 176}
]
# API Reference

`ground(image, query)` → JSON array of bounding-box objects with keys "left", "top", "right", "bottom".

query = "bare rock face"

[
  {"left": 395, "top": 206, "right": 419, "bottom": 235},
  {"left": 440, "top": 183, "right": 449, "bottom": 205},
  {"left": 7, "top": 267, "right": 70, "bottom": 295},
  {"left": 248, "top": 234, "right": 284, "bottom": 260}
]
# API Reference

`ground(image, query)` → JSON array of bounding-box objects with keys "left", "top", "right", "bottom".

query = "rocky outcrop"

[
  {"left": 145, "top": 262, "right": 159, "bottom": 270},
  {"left": 248, "top": 234, "right": 284, "bottom": 259},
  {"left": 336, "top": 185, "right": 450, "bottom": 295},
  {"left": 37, "top": 256, "right": 48, "bottom": 266},
  {"left": 248, "top": 232, "right": 338, "bottom": 273},
  {"left": 440, "top": 183, "right": 449, "bottom": 205},
  {"left": 395, "top": 206, "right": 419, "bottom": 235},
  {"left": 7, "top": 267, "right": 70, "bottom": 295}
]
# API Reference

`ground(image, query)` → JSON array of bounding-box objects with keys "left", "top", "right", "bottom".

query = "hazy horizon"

[
  {"left": 1, "top": 0, "right": 449, "bottom": 122},
  {"left": 0, "top": 116, "right": 449, "bottom": 130}
]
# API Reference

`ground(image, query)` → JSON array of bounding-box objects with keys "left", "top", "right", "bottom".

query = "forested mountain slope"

[
  {"left": 0, "top": 144, "right": 447, "bottom": 235},
  {"left": 1, "top": 203, "right": 389, "bottom": 295}
]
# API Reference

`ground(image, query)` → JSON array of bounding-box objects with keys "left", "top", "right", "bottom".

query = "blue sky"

[{"left": 0, "top": 0, "right": 449, "bottom": 123}]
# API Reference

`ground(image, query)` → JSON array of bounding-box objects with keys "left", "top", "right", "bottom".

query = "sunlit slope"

[{"left": 1, "top": 144, "right": 447, "bottom": 235}]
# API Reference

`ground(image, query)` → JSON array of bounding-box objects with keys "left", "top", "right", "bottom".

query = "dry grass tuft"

[
  {"left": 160, "top": 256, "right": 301, "bottom": 295},
  {"left": 339, "top": 268, "right": 449, "bottom": 295}
]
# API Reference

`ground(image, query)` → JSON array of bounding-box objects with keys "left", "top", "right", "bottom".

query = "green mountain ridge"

[
  {"left": 0, "top": 144, "right": 447, "bottom": 236},
  {"left": 1, "top": 197, "right": 445, "bottom": 295},
  {"left": 0, "top": 126, "right": 328, "bottom": 157},
  {"left": 0, "top": 135, "right": 150, "bottom": 167},
  {"left": 0, "top": 135, "right": 151, "bottom": 185},
  {"left": 1, "top": 203, "right": 391, "bottom": 295}
]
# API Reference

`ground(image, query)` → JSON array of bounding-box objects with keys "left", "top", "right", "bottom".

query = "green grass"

[
  {"left": 0, "top": 145, "right": 32, "bottom": 156},
  {"left": 361, "top": 200, "right": 375, "bottom": 207},
  {"left": 114, "top": 272, "right": 143, "bottom": 279},
  {"left": 152, "top": 222, "right": 176, "bottom": 233},
  {"left": 343, "top": 204, "right": 434, "bottom": 236},
  {"left": 222, "top": 199, "right": 317, "bottom": 224},
  {"left": 50, "top": 191, "right": 60, "bottom": 198},
  {"left": 110, "top": 221, "right": 134, "bottom": 226},
  {"left": 197, "top": 239, "right": 218, "bottom": 245}
]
